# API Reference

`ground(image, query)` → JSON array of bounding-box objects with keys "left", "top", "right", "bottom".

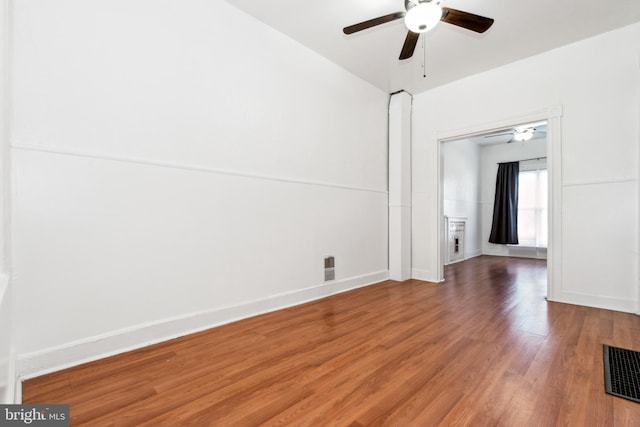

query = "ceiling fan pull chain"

[{"left": 422, "top": 36, "right": 427, "bottom": 78}]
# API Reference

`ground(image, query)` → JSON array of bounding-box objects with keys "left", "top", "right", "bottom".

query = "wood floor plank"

[{"left": 22, "top": 256, "right": 640, "bottom": 425}]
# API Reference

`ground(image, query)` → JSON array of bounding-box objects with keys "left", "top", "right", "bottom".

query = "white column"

[{"left": 388, "top": 92, "right": 411, "bottom": 281}]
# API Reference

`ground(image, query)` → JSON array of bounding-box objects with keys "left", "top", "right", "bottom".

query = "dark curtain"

[{"left": 489, "top": 162, "right": 519, "bottom": 244}]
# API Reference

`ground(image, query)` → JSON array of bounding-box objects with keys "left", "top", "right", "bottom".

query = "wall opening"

[{"left": 435, "top": 108, "right": 563, "bottom": 302}]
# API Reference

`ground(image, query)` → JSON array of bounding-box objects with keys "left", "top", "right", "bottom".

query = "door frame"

[{"left": 434, "top": 106, "right": 563, "bottom": 301}]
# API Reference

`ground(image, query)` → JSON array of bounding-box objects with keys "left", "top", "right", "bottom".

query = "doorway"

[{"left": 435, "top": 109, "right": 562, "bottom": 301}]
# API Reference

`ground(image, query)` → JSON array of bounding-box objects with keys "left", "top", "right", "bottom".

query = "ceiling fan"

[
  {"left": 343, "top": 0, "right": 494, "bottom": 60},
  {"left": 484, "top": 124, "right": 547, "bottom": 143}
]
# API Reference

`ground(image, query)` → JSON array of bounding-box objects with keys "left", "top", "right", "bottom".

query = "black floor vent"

[{"left": 603, "top": 344, "right": 640, "bottom": 403}]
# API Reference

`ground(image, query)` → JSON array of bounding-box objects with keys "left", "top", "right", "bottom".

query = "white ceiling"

[{"left": 225, "top": 0, "right": 640, "bottom": 94}]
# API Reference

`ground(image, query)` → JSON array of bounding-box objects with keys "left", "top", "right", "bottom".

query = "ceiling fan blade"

[
  {"left": 399, "top": 31, "right": 420, "bottom": 60},
  {"left": 441, "top": 8, "right": 494, "bottom": 33},
  {"left": 343, "top": 11, "right": 406, "bottom": 35},
  {"left": 484, "top": 132, "right": 513, "bottom": 138}
]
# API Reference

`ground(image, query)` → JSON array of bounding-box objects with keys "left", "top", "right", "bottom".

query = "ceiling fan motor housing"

[
  {"left": 404, "top": 0, "right": 444, "bottom": 33},
  {"left": 405, "top": 0, "right": 442, "bottom": 11}
]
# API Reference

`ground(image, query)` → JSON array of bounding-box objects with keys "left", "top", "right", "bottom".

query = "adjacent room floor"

[{"left": 23, "top": 256, "right": 640, "bottom": 425}]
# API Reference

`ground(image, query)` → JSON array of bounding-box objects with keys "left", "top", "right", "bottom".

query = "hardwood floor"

[{"left": 23, "top": 256, "right": 640, "bottom": 426}]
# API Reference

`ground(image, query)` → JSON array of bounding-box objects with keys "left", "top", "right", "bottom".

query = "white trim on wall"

[
  {"left": 11, "top": 142, "right": 388, "bottom": 196},
  {"left": 563, "top": 177, "right": 636, "bottom": 187},
  {"left": 559, "top": 290, "right": 636, "bottom": 314},
  {"left": 466, "top": 249, "right": 483, "bottom": 260},
  {"left": 546, "top": 109, "right": 562, "bottom": 303},
  {"left": 433, "top": 106, "right": 563, "bottom": 301},
  {"left": 411, "top": 268, "right": 435, "bottom": 281},
  {"left": 18, "top": 270, "right": 389, "bottom": 379}
]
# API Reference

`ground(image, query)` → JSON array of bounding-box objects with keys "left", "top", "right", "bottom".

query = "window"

[{"left": 517, "top": 169, "right": 547, "bottom": 247}]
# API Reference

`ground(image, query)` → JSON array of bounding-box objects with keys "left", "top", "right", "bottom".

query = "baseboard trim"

[
  {"left": 465, "top": 250, "right": 482, "bottom": 260},
  {"left": 18, "top": 270, "right": 389, "bottom": 379},
  {"left": 411, "top": 268, "right": 439, "bottom": 282},
  {"left": 482, "top": 249, "right": 547, "bottom": 260},
  {"left": 550, "top": 291, "right": 637, "bottom": 314}
]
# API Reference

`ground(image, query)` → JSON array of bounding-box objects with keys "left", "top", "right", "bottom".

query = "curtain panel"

[{"left": 489, "top": 161, "right": 519, "bottom": 244}]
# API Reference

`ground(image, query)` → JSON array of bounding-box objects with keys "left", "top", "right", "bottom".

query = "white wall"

[
  {"left": 0, "top": 0, "right": 15, "bottom": 403},
  {"left": 480, "top": 138, "right": 547, "bottom": 257},
  {"left": 413, "top": 22, "right": 640, "bottom": 312},
  {"left": 441, "top": 139, "right": 481, "bottom": 260},
  {"left": 11, "top": 0, "right": 389, "bottom": 376}
]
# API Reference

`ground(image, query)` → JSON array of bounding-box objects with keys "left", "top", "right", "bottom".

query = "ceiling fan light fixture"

[
  {"left": 513, "top": 128, "right": 534, "bottom": 141},
  {"left": 404, "top": 2, "right": 442, "bottom": 33}
]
